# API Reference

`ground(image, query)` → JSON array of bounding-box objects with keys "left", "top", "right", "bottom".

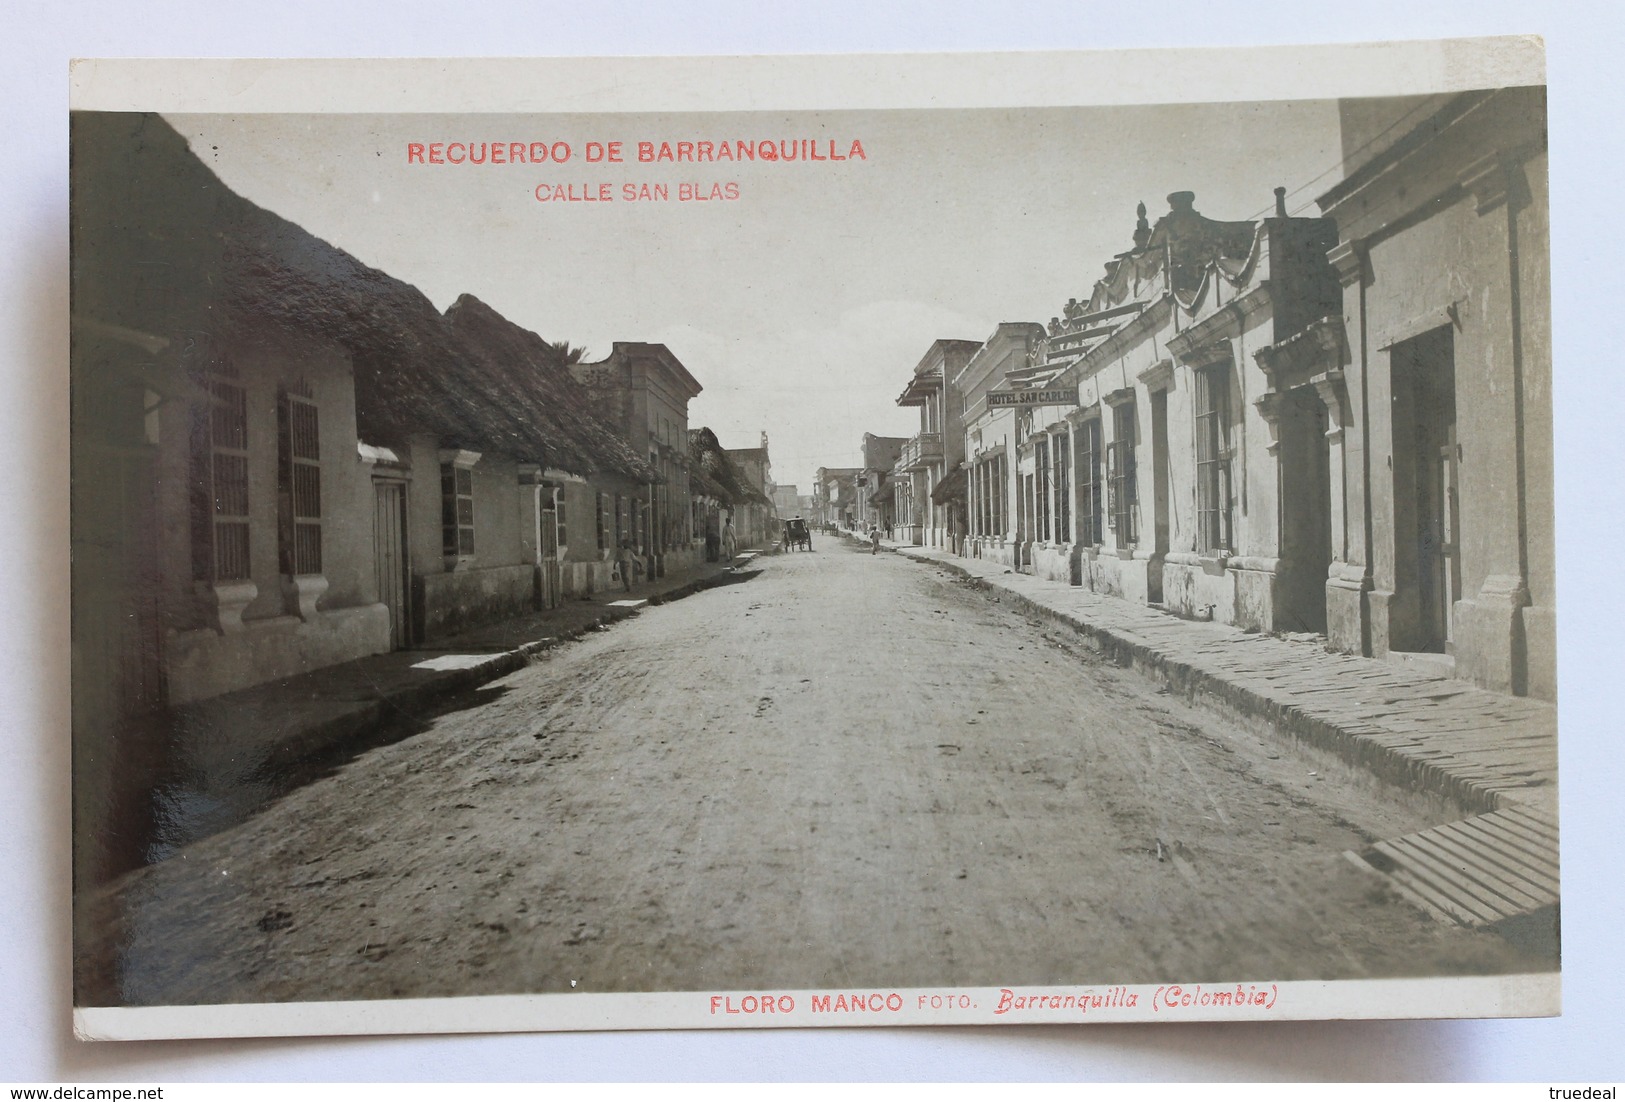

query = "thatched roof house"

[
  {"left": 441, "top": 294, "right": 653, "bottom": 482},
  {"left": 688, "top": 427, "right": 770, "bottom": 507},
  {"left": 72, "top": 112, "right": 648, "bottom": 483}
]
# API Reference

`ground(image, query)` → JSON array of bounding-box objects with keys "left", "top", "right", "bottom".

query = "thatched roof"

[
  {"left": 442, "top": 294, "right": 652, "bottom": 481},
  {"left": 689, "top": 428, "right": 771, "bottom": 507},
  {"left": 71, "top": 112, "right": 651, "bottom": 481}
]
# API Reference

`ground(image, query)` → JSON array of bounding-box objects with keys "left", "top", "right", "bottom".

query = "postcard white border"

[
  {"left": 69, "top": 37, "right": 1543, "bottom": 115},
  {"left": 75, "top": 975, "right": 1561, "bottom": 1042}
]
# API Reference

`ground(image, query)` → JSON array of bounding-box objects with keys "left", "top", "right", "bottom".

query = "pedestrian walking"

[
  {"left": 616, "top": 539, "right": 639, "bottom": 593},
  {"left": 721, "top": 516, "right": 737, "bottom": 564},
  {"left": 870, "top": 525, "right": 881, "bottom": 555}
]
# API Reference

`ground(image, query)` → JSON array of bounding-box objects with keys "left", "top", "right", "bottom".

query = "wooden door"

[
  {"left": 538, "top": 488, "right": 561, "bottom": 610},
  {"left": 1425, "top": 426, "right": 1462, "bottom": 652},
  {"left": 373, "top": 480, "right": 411, "bottom": 649}
]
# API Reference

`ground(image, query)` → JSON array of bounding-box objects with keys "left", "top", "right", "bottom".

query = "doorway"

[
  {"left": 1390, "top": 327, "right": 1459, "bottom": 654},
  {"left": 373, "top": 479, "right": 411, "bottom": 649},
  {"left": 1278, "top": 388, "right": 1333, "bottom": 633},
  {"left": 536, "top": 485, "right": 561, "bottom": 610},
  {"left": 1149, "top": 388, "right": 1170, "bottom": 604}
]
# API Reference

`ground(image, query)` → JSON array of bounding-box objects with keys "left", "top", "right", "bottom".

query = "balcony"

[{"left": 901, "top": 432, "right": 943, "bottom": 471}]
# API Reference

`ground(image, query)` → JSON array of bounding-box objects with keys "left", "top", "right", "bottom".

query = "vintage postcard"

[{"left": 69, "top": 39, "right": 1558, "bottom": 1041}]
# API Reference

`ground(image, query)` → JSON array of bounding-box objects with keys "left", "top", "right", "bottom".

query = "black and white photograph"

[{"left": 65, "top": 43, "right": 1563, "bottom": 1041}]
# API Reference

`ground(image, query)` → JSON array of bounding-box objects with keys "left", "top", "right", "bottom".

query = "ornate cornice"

[
  {"left": 1137, "top": 358, "right": 1176, "bottom": 392},
  {"left": 1254, "top": 317, "right": 1348, "bottom": 391},
  {"left": 1328, "top": 240, "right": 1367, "bottom": 288}
]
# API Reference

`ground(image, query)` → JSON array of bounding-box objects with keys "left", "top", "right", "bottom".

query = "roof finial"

[{"left": 1133, "top": 200, "right": 1152, "bottom": 250}]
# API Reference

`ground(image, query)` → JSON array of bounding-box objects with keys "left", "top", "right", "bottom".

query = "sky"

[{"left": 168, "top": 101, "right": 1342, "bottom": 492}]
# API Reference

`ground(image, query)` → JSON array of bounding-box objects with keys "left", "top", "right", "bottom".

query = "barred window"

[
  {"left": 1054, "top": 431, "right": 1071, "bottom": 543},
  {"left": 977, "top": 460, "right": 990, "bottom": 536},
  {"left": 1034, "top": 439, "right": 1051, "bottom": 542},
  {"left": 1108, "top": 402, "right": 1138, "bottom": 543},
  {"left": 277, "top": 390, "right": 322, "bottom": 576},
  {"left": 993, "top": 454, "right": 1006, "bottom": 535},
  {"left": 555, "top": 489, "right": 568, "bottom": 549},
  {"left": 441, "top": 464, "right": 474, "bottom": 559},
  {"left": 985, "top": 458, "right": 996, "bottom": 535},
  {"left": 190, "top": 370, "right": 251, "bottom": 583},
  {"left": 1195, "top": 365, "right": 1234, "bottom": 553},
  {"left": 984, "top": 459, "right": 995, "bottom": 536},
  {"left": 1078, "top": 418, "right": 1104, "bottom": 545}
]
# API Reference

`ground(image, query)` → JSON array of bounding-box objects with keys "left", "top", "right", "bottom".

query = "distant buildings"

[
  {"left": 959, "top": 323, "right": 1046, "bottom": 569},
  {"left": 724, "top": 435, "right": 777, "bottom": 547},
  {"left": 770, "top": 483, "right": 801, "bottom": 519},
  {"left": 689, "top": 427, "right": 773, "bottom": 561},
  {"left": 572, "top": 343, "right": 705, "bottom": 579},
  {"left": 857, "top": 434, "right": 908, "bottom": 534},
  {"left": 812, "top": 467, "right": 862, "bottom": 529},
  {"left": 894, "top": 341, "right": 979, "bottom": 548}
]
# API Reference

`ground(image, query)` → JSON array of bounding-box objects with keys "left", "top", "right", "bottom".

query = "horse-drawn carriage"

[{"left": 781, "top": 517, "right": 813, "bottom": 552}]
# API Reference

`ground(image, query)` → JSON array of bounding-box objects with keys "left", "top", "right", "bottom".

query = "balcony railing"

[{"left": 902, "top": 432, "right": 943, "bottom": 471}]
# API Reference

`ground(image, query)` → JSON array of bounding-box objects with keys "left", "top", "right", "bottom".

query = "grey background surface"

[{"left": 10, "top": 0, "right": 1621, "bottom": 1082}]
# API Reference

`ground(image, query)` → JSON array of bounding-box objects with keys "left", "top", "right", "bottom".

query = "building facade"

[
  {"left": 1314, "top": 87, "right": 1552, "bottom": 698},
  {"left": 857, "top": 434, "right": 908, "bottom": 534},
  {"left": 770, "top": 483, "right": 801, "bottom": 519},
  {"left": 572, "top": 343, "right": 705, "bottom": 578},
  {"left": 960, "top": 323, "right": 1046, "bottom": 568},
  {"left": 724, "top": 436, "right": 776, "bottom": 548},
  {"left": 894, "top": 340, "right": 979, "bottom": 547},
  {"left": 428, "top": 295, "right": 655, "bottom": 619},
  {"left": 989, "top": 189, "right": 1342, "bottom": 635}
]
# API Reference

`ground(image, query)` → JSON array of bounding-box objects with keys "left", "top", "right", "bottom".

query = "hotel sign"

[{"left": 987, "top": 387, "right": 1078, "bottom": 408}]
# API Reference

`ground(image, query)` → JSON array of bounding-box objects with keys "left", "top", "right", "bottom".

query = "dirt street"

[{"left": 84, "top": 541, "right": 1542, "bottom": 1006}]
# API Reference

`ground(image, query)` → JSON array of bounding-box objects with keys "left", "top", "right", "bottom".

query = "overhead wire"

[{"left": 1238, "top": 93, "right": 1447, "bottom": 222}]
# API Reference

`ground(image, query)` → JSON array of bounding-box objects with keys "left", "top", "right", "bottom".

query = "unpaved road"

[{"left": 82, "top": 541, "right": 1541, "bottom": 1005}]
